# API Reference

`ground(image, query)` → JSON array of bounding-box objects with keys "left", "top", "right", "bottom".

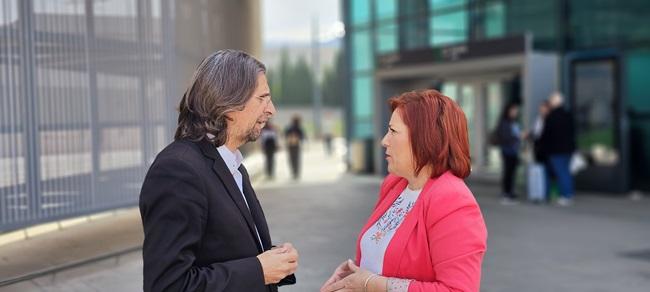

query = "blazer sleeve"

[
  {"left": 538, "top": 114, "right": 554, "bottom": 152},
  {"left": 139, "top": 157, "right": 266, "bottom": 292},
  {"left": 407, "top": 202, "right": 488, "bottom": 292},
  {"left": 497, "top": 120, "right": 518, "bottom": 147}
]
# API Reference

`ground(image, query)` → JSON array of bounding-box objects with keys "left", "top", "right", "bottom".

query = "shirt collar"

[{"left": 216, "top": 145, "right": 243, "bottom": 175}]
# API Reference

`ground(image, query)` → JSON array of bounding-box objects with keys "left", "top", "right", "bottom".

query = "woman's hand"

[
  {"left": 320, "top": 260, "right": 375, "bottom": 292},
  {"left": 320, "top": 259, "right": 355, "bottom": 292}
]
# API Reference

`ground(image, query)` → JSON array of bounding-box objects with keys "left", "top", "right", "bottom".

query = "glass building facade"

[{"left": 344, "top": 0, "right": 650, "bottom": 193}]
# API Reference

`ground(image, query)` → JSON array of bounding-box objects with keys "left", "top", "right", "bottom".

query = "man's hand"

[{"left": 257, "top": 242, "right": 299, "bottom": 285}]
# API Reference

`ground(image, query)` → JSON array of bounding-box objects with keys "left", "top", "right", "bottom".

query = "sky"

[
  {"left": 262, "top": 0, "right": 342, "bottom": 45},
  {"left": 1, "top": 0, "right": 342, "bottom": 44}
]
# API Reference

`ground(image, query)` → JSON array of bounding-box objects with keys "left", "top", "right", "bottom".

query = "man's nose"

[{"left": 267, "top": 100, "right": 277, "bottom": 116}]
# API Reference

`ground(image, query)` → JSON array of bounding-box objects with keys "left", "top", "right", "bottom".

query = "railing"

[{"left": 0, "top": 0, "right": 176, "bottom": 232}]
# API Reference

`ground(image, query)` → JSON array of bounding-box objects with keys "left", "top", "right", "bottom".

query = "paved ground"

[{"left": 1, "top": 140, "right": 650, "bottom": 291}]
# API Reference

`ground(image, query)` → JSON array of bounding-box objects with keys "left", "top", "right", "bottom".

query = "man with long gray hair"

[{"left": 139, "top": 49, "right": 298, "bottom": 291}]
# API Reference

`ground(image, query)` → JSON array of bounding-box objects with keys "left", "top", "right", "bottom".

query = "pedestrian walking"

[
  {"left": 261, "top": 122, "right": 279, "bottom": 179},
  {"left": 285, "top": 115, "right": 305, "bottom": 180}
]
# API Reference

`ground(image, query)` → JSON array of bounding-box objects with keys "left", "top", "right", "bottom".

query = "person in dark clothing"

[
  {"left": 323, "top": 133, "right": 333, "bottom": 156},
  {"left": 497, "top": 103, "right": 525, "bottom": 204},
  {"left": 261, "top": 122, "right": 279, "bottom": 179},
  {"left": 539, "top": 92, "right": 576, "bottom": 206},
  {"left": 285, "top": 115, "right": 305, "bottom": 180}
]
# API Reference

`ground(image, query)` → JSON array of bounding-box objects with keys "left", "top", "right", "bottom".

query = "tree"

[
  {"left": 267, "top": 48, "right": 314, "bottom": 106},
  {"left": 285, "top": 56, "right": 313, "bottom": 105},
  {"left": 321, "top": 51, "right": 344, "bottom": 107}
]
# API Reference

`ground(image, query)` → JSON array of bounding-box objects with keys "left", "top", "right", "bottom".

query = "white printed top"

[{"left": 360, "top": 187, "right": 421, "bottom": 275}]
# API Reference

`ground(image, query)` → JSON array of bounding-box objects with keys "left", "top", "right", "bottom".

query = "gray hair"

[
  {"left": 174, "top": 49, "right": 266, "bottom": 145},
  {"left": 549, "top": 91, "right": 564, "bottom": 108}
]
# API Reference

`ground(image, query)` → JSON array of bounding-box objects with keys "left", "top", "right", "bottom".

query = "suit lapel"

[
  {"left": 197, "top": 139, "right": 263, "bottom": 252},
  {"left": 240, "top": 165, "right": 272, "bottom": 251}
]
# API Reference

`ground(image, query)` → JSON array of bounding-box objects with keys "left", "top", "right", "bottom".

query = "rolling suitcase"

[{"left": 527, "top": 163, "right": 546, "bottom": 202}]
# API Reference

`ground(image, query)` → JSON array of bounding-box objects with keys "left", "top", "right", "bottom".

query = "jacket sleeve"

[
  {"left": 139, "top": 157, "right": 266, "bottom": 292},
  {"left": 407, "top": 203, "right": 488, "bottom": 292},
  {"left": 538, "top": 119, "right": 549, "bottom": 153},
  {"left": 497, "top": 120, "right": 519, "bottom": 147}
]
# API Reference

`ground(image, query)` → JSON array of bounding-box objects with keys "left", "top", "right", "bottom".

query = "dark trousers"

[
  {"left": 288, "top": 146, "right": 300, "bottom": 179},
  {"left": 264, "top": 150, "right": 275, "bottom": 178},
  {"left": 547, "top": 154, "right": 574, "bottom": 198},
  {"left": 501, "top": 153, "right": 519, "bottom": 198}
]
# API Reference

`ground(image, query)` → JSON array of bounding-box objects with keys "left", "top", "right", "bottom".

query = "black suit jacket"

[
  {"left": 139, "top": 139, "right": 295, "bottom": 292},
  {"left": 539, "top": 108, "right": 576, "bottom": 155}
]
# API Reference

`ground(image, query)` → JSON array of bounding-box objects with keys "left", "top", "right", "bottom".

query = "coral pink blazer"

[{"left": 355, "top": 171, "right": 487, "bottom": 292}]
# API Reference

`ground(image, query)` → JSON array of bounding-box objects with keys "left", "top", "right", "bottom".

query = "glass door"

[
  {"left": 571, "top": 57, "right": 626, "bottom": 193},
  {"left": 485, "top": 82, "right": 503, "bottom": 172}
]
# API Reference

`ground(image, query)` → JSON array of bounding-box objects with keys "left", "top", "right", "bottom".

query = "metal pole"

[
  {"left": 161, "top": 0, "right": 177, "bottom": 140},
  {"left": 137, "top": 0, "right": 152, "bottom": 166},
  {"left": 84, "top": 0, "right": 99, "bottom": 209},
  {"left": 19, "top": 0, "right": 41, "bottom": 222},
  {"left": 311, "top": 15, "right": 323, "bottom": 139}
]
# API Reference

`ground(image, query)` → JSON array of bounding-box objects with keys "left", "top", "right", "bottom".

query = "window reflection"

[
  {"left": 484, "top": 1, "right": 505, "bottom": 38},
  {"left": 97, "top": 73, "right": 140, "bottom": 124},
  {"left": 403, "top": 17, "right": 429, "bottom": 50},
  {"left": 574, "top": 60, "right": 619, "bottom": 166},
  {"left": 0, "top": 0, "right": 19, "bottom": 25},
  {"left": 429, "top": 10, "right": 467, "bottom": 46},
  {"left": 94, "top": 0, "right": 137, "bottom": 41},
  {"left": 376, "top": 23, "right": 398, "bottom": 54},
  {"left": 375, "top": 0, "right": 397, "bottom": 20},
  {"left": 352, "top": 30, "right": 373, "bottom": 72},
  {"left": 34, "top": 0, "right": 85, "bottom": 15},
  {"left": 429, "top": 0, "right": 466, "bottom": 10},
  {"left": 352, "top": 75, "right": 373, "bottom": 139},
  {"left": 1, "top": 0, "right": 26, "bottom": 217},
  {"left": 350, "top": 0, "right": 370, "bottom": 27}
]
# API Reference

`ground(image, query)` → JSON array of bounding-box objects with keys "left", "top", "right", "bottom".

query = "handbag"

[{"left": 570, "top": 152, "right": 587, "bottom": 174}]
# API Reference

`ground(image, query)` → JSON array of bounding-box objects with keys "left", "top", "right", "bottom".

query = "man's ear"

[{"left": 223, "top": 112, "right": 235, "bottom": 122}]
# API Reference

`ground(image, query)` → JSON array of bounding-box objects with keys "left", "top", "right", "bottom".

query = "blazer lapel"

[
  {"left": 240, "top": 165, "right": 272, "bottom": 251},
  {"left": 360, "top": 179, "right": 408, "bottom": 241},
  {"left": 355, "top": 178, "right": 407, "bottom": 264},
  {"left": 197, "top": 139, "right": 262, "bottom": 252},
  {"left": 382, "top": 177, "right": 436, "bottom": 277}
]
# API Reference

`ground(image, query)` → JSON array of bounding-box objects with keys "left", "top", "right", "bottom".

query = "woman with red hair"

[{"left": 321, "top": 90, "right": 487, "bottom": 292}]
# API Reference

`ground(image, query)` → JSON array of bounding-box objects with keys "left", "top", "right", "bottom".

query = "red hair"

[{"left": 388, "top": 89, "right": 471, "bottom": 179}]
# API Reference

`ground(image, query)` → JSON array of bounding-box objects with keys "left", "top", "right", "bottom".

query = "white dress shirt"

[{"left": 216, "top": 145, "right": 264, "bottom": 249}]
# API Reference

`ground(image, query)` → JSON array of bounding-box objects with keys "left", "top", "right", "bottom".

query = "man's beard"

[{"left": 241, "top": 123, "right": 262, "bottom": 144}]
